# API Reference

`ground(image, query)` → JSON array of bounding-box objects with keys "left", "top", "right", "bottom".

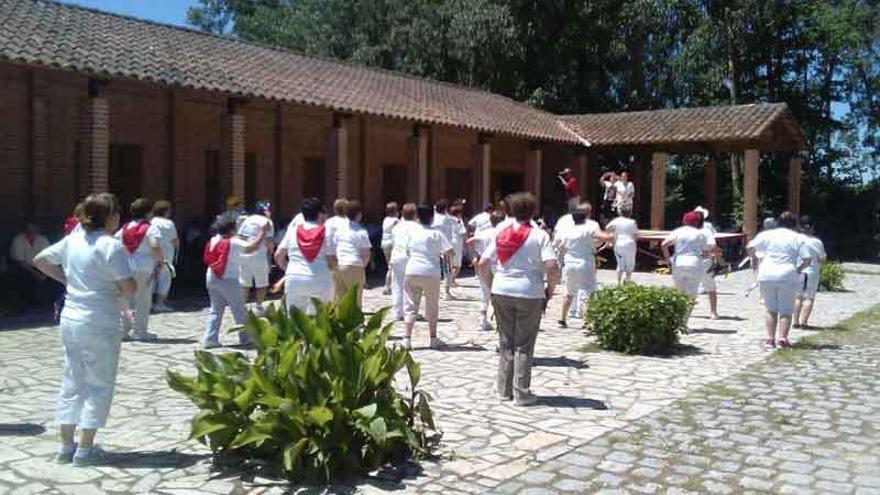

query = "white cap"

[{"left": 693, "top": 206, "right": 709, "bottom": 219}]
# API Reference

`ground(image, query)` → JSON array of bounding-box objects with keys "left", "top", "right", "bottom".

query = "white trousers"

[
  {"left": 285, "top": 274, "right": 332, "bottom": 316},
  {"left": 390, "top": 261, "right": 408, "bottom": 319},
  {"left": 56, "top": 317, "right": 122, "bottom": 429},
  {"left": 204, "top": 272, "right": 249, "bottom": 345},
  {"left": 155, "top": 265, "right": 173, "bottom": 296},
  {"left": 673, "top": 264, "right": 702, "bottom": 297},
  {"left": 123, "top": 271, "right": 153, "bottom": 337},
  {"left": 614, "top": 243, "right": 636, "bottom": 274},
  {"left": 479, "top": 271, "right": 493, "bottom": 313}
]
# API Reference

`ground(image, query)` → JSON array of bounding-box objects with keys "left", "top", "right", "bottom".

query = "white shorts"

[
  {"left": 285, "top": 275, "right": 332, "bottom": 316},
  {"left": 614, "top": 243, "right": 636, "bottom": 273},
  {"left": 797, "top": 272, "right": 820, "bottom": 300},
  {"left": 239, "top": 258, "right": 270, "bottom": 289},
  {"left": 760, "top": 280, "right": 797, "bottom": 316},
  {"left": 672, "top": 264, "right": 702, "bottom": 297},
  {"left": 699, "top": 259, "right": 717, "bottom": 292},
  {"left": 564, "top": 264, "right": 597, "bottom": 297}
]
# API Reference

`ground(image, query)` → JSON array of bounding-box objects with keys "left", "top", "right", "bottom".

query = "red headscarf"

[
  {"left": 495, "top": 223, "right": 532, "bottom": 264},
  {"left": 682, "top": 211, "right": 702, "bottom": 228},
  {"left": 296, "top": 224, "right": 326, "bottom": 263}
]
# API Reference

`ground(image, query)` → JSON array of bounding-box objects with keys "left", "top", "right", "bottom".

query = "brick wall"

[
  {"left": 0, "top": 65, "right": 30, "bottom": 231},
  {"left": 431, "top": 126, "right": 478, "bottom": 204},
  {"left": 361, "top": 116, "right": 410, "bottom": 216}
]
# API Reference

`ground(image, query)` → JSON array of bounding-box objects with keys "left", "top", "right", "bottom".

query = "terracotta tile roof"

[
  {"left": 0, "top": 0, "right": 581, "bottom": 144},
  {"left": 560, "top": 103, "right": 807, "bottom": 152}
]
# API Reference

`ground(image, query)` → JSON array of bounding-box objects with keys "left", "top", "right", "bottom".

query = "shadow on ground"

[{"left": 0, "top": 423, "right": 46, "bottom": 436}]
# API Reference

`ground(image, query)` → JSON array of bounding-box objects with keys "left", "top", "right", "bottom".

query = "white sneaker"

[
  {"left": 152, "top": 303, "right": 173, "bottom": 313},
  {"left": 133, "top": 332, "right": 158, "bottom": 343},
  {"left": 403, "top": 337, "right": 412, "bottom": 351},
  {"left": 72, "top": 445, "right": 108, "bottom": 466},
  {"left": 55, "top": 443, "right": 77, "bottom": 464},
  {"left": 514, "top": 392, "right": 538, "bottom": 407},
  {"left": 429, "top": 337, "right": 445, "bottom": 349},
  {"left": 479, "top": 319, "right": 493, "bottom": 331},
  {"left": 204, "top": 340, "right": 221, "bottom": 349}
]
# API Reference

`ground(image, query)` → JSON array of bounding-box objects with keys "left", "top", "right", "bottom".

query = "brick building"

[{"left": 0, "top": 0, "right": 806, "bottom": 239}]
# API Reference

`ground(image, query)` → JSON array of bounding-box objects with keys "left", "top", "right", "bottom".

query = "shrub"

[
  {"left": 167, "top": 288, "right": 435, "bottom": 482},
  {"left": 819, "top": 261, "right": 846, "bottom": 292},
  {"left": 584, "top": 283, "right": 693, "bottom": 354}
]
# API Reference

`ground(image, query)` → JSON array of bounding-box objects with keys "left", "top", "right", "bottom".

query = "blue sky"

[{"left": 61, "top": 0, "right": 197, "bottom": 27}]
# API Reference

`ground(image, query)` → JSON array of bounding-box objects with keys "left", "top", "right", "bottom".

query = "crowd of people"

[{"left": 23, "top": 167, "right": 828, "bottom": 465}]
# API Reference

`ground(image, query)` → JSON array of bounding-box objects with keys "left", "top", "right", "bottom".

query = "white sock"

[{"left": 59, "top": 443, "right": 76, "bottom": 454}]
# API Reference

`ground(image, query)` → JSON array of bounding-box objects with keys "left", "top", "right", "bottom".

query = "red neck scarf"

[
  {"left": 63, "top": 216, "right": 79, "bottom": 235},
  {"left": 203, "top": 236, "right": 232, "bottom": 278},
  {"left": 122, "top": 220, "right": 150, "bottom": 254},
  {"left": 496, "top": 223, "right": 532, "bottom": 264},
  {"left": 296, "top": 224, "right": 326, "bottom": 263}
]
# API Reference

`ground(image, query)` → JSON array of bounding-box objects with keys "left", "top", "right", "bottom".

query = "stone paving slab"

[{"left": 0, "top": 266, "right": 878, "bottom": 494}]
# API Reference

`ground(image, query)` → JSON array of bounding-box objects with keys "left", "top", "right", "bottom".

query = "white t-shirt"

[
  {"left": 390, "top": 220, "right": 420, "bottom": 265},
  {"left": 554, "top": 214, "right": 574, "bottom": 239},
  {"left": 432, "top": 212, "right": 458, "bottom": 243},
  {"left": 36, "top": 230, "right": 132, "bottom": 323},
  {"left": 748, "top": 228, "right": 810, "bottom": 283},
  {"left": 614, "top": 180, "right": 635, "bottom": 207},
  {"left": 334, "top": 222, "right": 371, "bottom": 267},
  {"left": 802, "top": 236, "right": 826, "bottom": 276},
  {"left": 602, "top": 180, "right": 616, "bottom": 201},
  {"left": 324, "top": 215, "right": 348, "bottom": 244},
  {"left": 663, "top": 226, "right": 707, "bottom": 269},
  {"left": 206, "top": 234, "right": 248, "bottom": 280},
  {"left": 606, "top": 217, "right": 638, "bottom": 247},
  {"left": 278, "top": 221, "right": 336, "bottom": 279},
  {"left": 115, "top": 220, "right": 161, "bottom": 273},
  {"left": 150, "top": 217, "right": 178, "bottom": 262},
  {"left": 482, "top": 223, "right": 557, "bottom": 299},
  {"left": 381, "top": 216, "right": 400, "bottom": 248},
  {"left": 451, "top": 217, "right": 466, "bottom": 245},
  {"left": 472, "top": 226, "right": 498, "bottom": 257},
  {"left": 10, "top": 233, "right": 50, "bottom": 266},
  {"left": 404, "top": 224, "right": 453, "bottom": 278},
  {"left": 237, "top": 214, "right": 274, "bottom": 261},
  {"left": 558, "top": 223, "right": 597, "bottom": 267},
  {"left": 468, "top": 212, "right": 492, "bottom": 232}
]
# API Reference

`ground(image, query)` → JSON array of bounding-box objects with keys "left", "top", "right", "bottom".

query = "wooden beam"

[
  {"left": 704, "top": 156, "right": 717, "bottom": 216},
  {"left": 743, "top": 149, "right": 760, "bottom": 239},
  {"left": 650, "top": 152, "right": 668, "bottom": 229},
  {"left": 788, "top": 156, "right": 802, "bottom": 216}
]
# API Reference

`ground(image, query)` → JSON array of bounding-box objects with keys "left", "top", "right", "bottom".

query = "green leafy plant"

[
  {"left": 167, "top": 287, "right": 436, "bottom": 482},
  {"left": 584, "top": 283, "right": 693, "bottom": 354},
  {"left": 819, "top": 261, "right": 846, "bottom": 292}
]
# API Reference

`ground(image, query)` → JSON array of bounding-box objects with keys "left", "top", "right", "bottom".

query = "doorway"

[{"left": 109, "top": 144, "right": 143, "bottom": 217}]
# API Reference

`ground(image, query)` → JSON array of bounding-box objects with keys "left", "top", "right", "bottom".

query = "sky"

[{"left": 60, "top": 0, "right": 197, "bottom": 27}]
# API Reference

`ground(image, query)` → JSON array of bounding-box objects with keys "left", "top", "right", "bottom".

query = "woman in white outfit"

[
  {"left": 466, "top": 209, "right": 505, "bottom": 331},
  {"left": 605, "top": 207, "right": 638, "bottom": 284},
  {"left": 793, "top": 217, "right": 827, "bottom": 329},
  {"left": 556, "top": 209, "right": 612, "bottom": 327},
  {"left": 381, "top": 202, "right": 400, "bottom": 295},
  {"left": 661, "top": 212, "right": 709, "bottom": 309},
  {"left": 237, "top": 200, "right": 275, "bottom": 313},
  {"left": 693, "top": 206, "right": 720, "bottom": 319},
  {"left": 388, "top": 203, "right": 419, "bottom": 321},
  {"left": 150, "top": 200, "right": 178, "bottom": 313},
  {"left": 449, "top": 203, "right": 467, "bottom": 286},
  {"left": 203, "top": 213, "right": 268, "bottom": 348},
  {"left": 747, "top": 212, "right": 812, "bottom": 349},
  {"left": 403, "top": 204, "right": 453, "bottom": 350},
  {"left": 274, "top": 198, "right": 336, "bottom": 315},
  {"left": 34, "top": 193, "right": 136, "bottom": 466},
  {"left": 116, "top": 198, "right": 164, "bottom": 342}
]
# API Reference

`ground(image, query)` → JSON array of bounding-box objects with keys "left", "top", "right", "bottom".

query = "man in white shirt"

[
  {"left": 237, "top": 200, "right": 275, "bottom": 313},
  {"left": 9, "top": 222, "right": 52, "bottom": 307},
  {"left": 150, "top": 200, "right": 179, "bottom": 313},
  {"left": 432, "top": 198, "right": 458, "bottom": 297},
  {"left": 605, "top": 207, "right": 639, "bottom": 284},
  {"left": 613, "top": 171, "right": 635, "bottom": 215},
  {"left": 599, "top": 171, "right": 618, "bottom": 223},
  {"left": 794, "top": 217, "right": 827, "bottom": 329},
  {"left": 333, "top": 200, "right": 372, "bottom": 305}
]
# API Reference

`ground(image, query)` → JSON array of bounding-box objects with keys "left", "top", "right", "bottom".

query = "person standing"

[
  {"left": 556, "top": 209, "right": 612, "bottom": 327},
  {"left": 403, "top": 204, "right": 453, "bottom": 350},
  {"left": 389, "top": 203, "right": 419, "bottom": 321},
  {"left": 694, "top": 206, "right": 720, "bottom": 319},
  {"left": 466, "top": 209, "right": 505, "bottom": 331},
  {"left": 333, "top": 200, "right": 372, "bottom": 305},
  {"left": 605, "top": 207, "right": 638, "bottom": 284},
  {"left": 432, "top": 199, "right": 458, "bottom": 298},
  {"left": 599, "top": 171, "right": 618, "bottom": 223},
  {"left": 116, "top": 198, "right": 163, "bottom": 342},
  {"left": 325, "top": 199, "right": 350, "bottom": 299},
  {"left": 479, "top": 192, "right": 559, "bottom": 406},
  {"left": 274, "top": 198, "right": 336, "bottom": 315},
  {"left": 9, "top": 222, "right": 52, "bottom": 308},
  {"left": 381, "top": 202, "right": 400, "bottom": 295},
  {"left": 557, "top": 168, "right": 580, "bottom": 212},
  {"left": 553, "top": 202, "right": 601, "bottom": 320},
  {"left": 449, "top": 202, "right": 467, "bottom": 286},
  {"left": 613, "top": 171, "right": 635, "bottom": 215},
  {"left": 33, "top": 193, "right": 136, "bottom": 466},
  {"left": 747, "top": 212, "right": 812, "bottom": 349},
  {"left": 793, "top": 216, "right": 827, "bottom": 329},
  {"left": 468, "top": 203, "right": 494, "bottom": 233},
  {"left": 237, "top": 200, "right": 275, "bottom": 314},
  {"left": 203, "top": 213, "right": 268, "bottom": 348},
  {"left": 661, "top": 212, "right": 710, "bottom": 317},
  {"left": 150, "top": 200, "right": 178, "bottom": 313}
]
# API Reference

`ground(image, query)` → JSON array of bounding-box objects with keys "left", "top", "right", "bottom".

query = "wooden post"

[
  {"left": 650, "top": 152, "right": 668, "bottom": 229},
  {"left": 576, "top": 152, "right": 589, "bottom": 203},
  {"left": 788, "top": 155, "right": 802, "bottom": 216},
  {"left": 526, "top": 144, "right": 543, "bottom": 206},
  {"left": 631, "top": 153, "right": 647, "bottom": 222},
  {"left": 328, "top": 114, "right": 350, "bottom": 199},
  {"left": 704, "top": 156, "right": 717, "bottom": 216},
  {"left": 478, "top": 135, "right": 491, "bottom": 206},
  {"left": 417, "top": 126, "right": 429, "bottom": 203},
  {"left": 743, "top": 149, "right": 760, "bottom": 239}
]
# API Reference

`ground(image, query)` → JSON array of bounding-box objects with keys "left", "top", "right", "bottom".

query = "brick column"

[
  {"left": 477, "top": 134, "right": 491, "bottom": 206},
  {"left": 226, "top": 99, "right": 246, "bottom": 201},
  {"left": 743, "top": 149, "right": 760, "bottom": 239},
  {"left": 328, "top": 114, "right": 350, "bottom": 199},
  {"left": 704, "top": 156, "right": 718, "bottom": 216},
  {"left": 410, "top": 125, "right": 430, "bottom": 203},
  {"left": 526, "top": 143, "right": 543, "bottom": 206},
  {"left": 575, "top": 152, "right": 589, "bottom": 203},
  {"left": 788, "top": 155, "right": 802, "bottom": 216},
  {"left": 78, "top": 80, "right": 109, "bottom": 195},
  {"left": 29, "top": 72, "right": 49, "bottom": 221},
  {"left": 650, "top": 152, "right": 668, "bottom": 229}
]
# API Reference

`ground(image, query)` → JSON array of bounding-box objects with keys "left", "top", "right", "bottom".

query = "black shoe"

[{"left": 558, "top": 320, "right": 568, "bottom": 328}]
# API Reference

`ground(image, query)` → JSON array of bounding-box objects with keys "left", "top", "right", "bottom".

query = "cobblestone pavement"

[{"left": 0, "top": 265, "right": 878, "bottom": 494}]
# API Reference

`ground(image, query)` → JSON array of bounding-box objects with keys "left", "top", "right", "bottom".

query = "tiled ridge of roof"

[
  {"left": 559, "top": 103, "right": 807, "bottom": 149},
  {"left": 0, "top": 0, "right": 582, "bottom": 144}
]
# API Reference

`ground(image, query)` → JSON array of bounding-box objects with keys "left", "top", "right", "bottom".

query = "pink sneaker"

[{"left": 777, "top": 338, "right": 792, "bottom": 349}]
